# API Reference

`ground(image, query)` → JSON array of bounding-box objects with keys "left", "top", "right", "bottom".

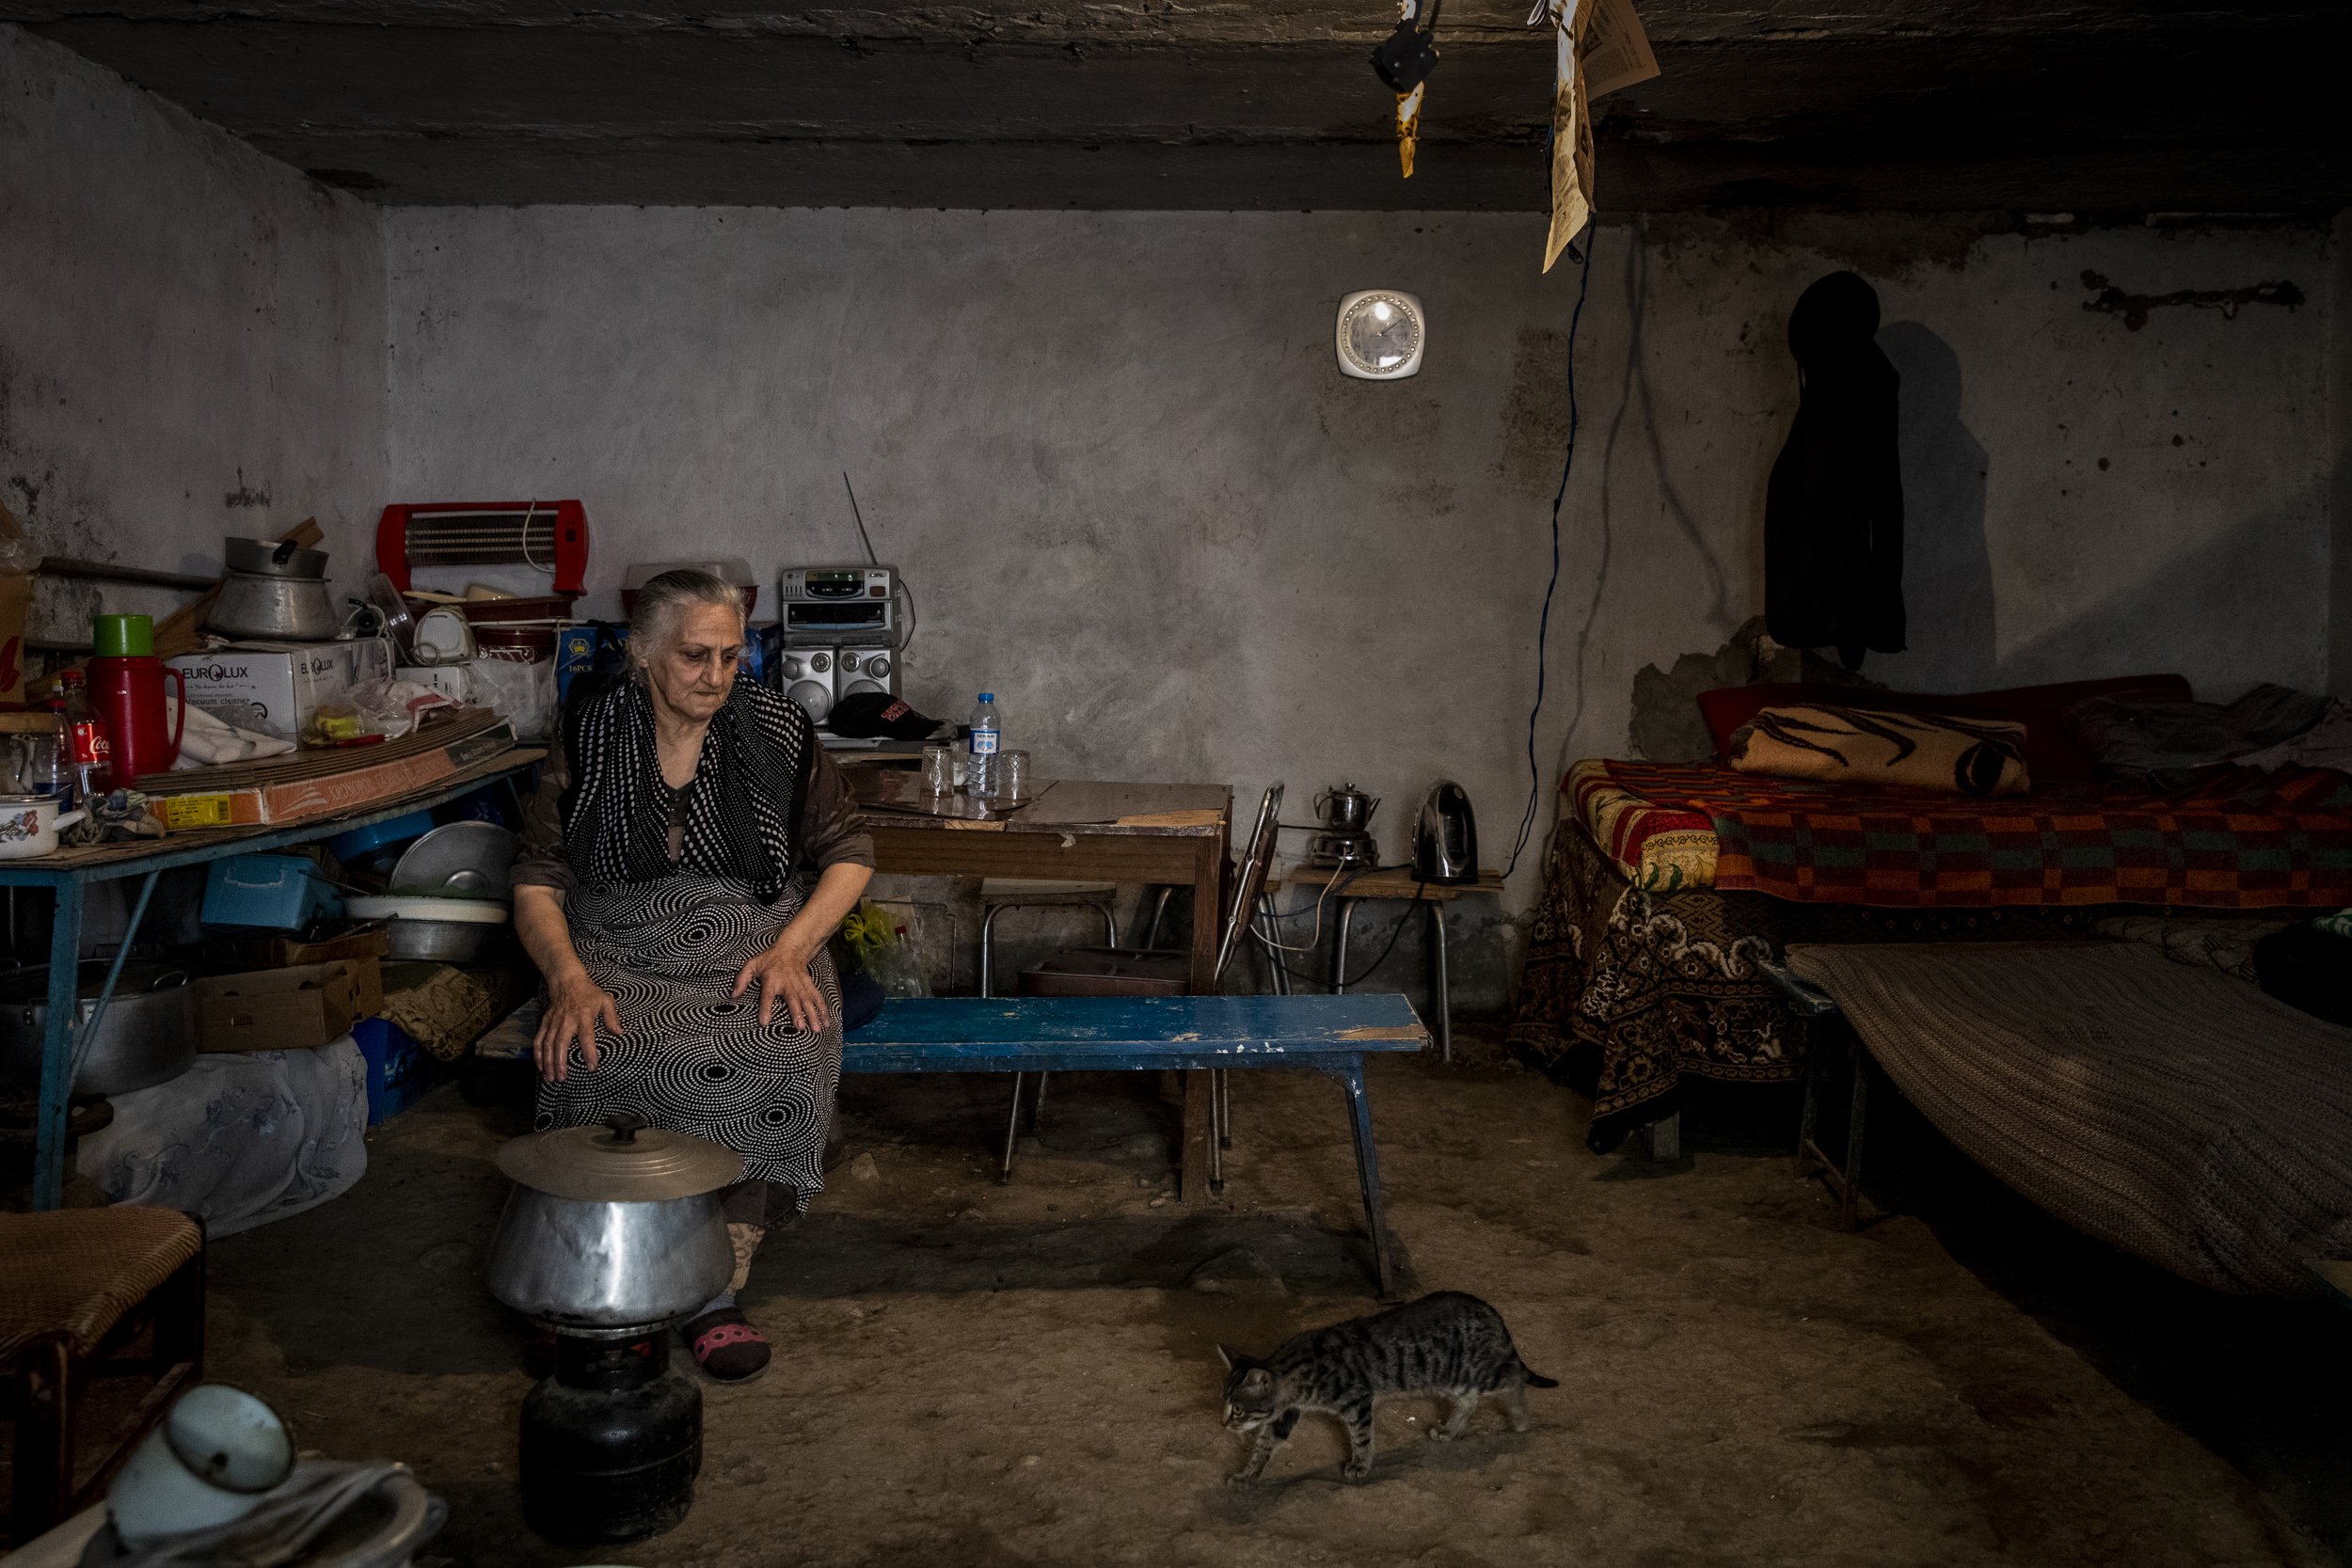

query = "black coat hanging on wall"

[{"left": 1764, "top": 271, "right": 1905, "bottom": 670}]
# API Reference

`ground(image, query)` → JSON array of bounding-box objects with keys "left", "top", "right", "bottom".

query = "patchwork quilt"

[{"left": 1567, "top": 758, "right": 2352, "bottom": 909}]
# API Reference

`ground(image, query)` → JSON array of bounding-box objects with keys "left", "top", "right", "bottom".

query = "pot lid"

[{"left": 496, "top": 1114, "right": 741, "bottom": 1201}]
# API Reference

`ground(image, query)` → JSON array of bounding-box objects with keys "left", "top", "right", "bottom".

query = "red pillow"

[{"left": 1695, "top": 673, "right": 2193, "bottom": 784}]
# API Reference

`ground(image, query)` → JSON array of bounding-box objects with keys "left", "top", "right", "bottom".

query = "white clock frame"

[{"left": 1335, "top": 289, "right": 1427, "bottom": 380}]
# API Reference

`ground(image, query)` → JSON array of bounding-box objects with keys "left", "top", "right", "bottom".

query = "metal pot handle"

[{"left": 148, "top": 969, "right": 192, "bottom": 992}]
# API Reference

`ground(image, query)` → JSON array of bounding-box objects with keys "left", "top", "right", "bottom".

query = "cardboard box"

[
  {"left": 215, "top": 921, "right": 393, "bottom": 974},
  {"left": 196, "top": 958, "right": 382, "bottom": 1053},
  {"left": 168, "top": 640, "right": 394, "bottom": 742},
  {"left": 152, "top": 720, "right": 516, "bottom": 830}
]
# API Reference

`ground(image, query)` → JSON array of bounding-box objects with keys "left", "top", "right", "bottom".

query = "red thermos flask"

[{"left": 88, "top": 614, "right": 186, "bottom": 785}]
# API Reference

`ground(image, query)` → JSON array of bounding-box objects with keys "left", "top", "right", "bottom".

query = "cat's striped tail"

[{"left": 1520, "top": 1358, "right": 1559, "bottom": 1389}]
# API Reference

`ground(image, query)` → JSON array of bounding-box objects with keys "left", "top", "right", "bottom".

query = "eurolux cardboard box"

[{"left": 167, "top": 640, "right": 393, "bottom": 741}]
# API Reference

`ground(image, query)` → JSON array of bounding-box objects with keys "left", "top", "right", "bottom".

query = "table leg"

[
  {"left": 1425, "top": 901, "right": 1451, "bottom": 1064},
  {"left": 1000, "top": 1070, "right": 1026, "bottom": 1181},
  {"left": 1328, "top": 899, "right": 1358, "bottom": 993},
  {"left": 1327, "top": 1056, "right": 1395, "bottom": 1298},
  {"left": 32, "top": 879, "right": 85, "bottom": 1212}
]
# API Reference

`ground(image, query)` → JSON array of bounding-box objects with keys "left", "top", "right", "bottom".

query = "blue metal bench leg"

[{"left": 1327, "top": 1055, "right": 1395, "bottom": 1298}]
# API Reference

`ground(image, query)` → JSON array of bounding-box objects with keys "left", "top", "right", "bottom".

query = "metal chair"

[
  {"left": 977, "top": 879, "right": 1120, "bottom": 998},
  {"left": 1002, "top": 784, "right": 1286, "bottom": 1188}
]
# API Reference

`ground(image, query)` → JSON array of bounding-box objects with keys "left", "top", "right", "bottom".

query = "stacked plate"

[{"left": 348, "top": 822, "right": 518, "bottom": 962}]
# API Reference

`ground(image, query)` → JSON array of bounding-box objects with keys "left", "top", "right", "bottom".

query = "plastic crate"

[
  {"left": 351, "top": 1017, "right": 441, "bottom": 1125},
  {"left": 201, "top": 855, "right": 344, "bottom": 930}
]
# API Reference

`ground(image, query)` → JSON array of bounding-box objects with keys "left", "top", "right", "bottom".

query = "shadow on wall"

[
  {"left": 1997, "top": 505, "right": 2327, "bottom": 696},
  {"left": 1878, "top": 321, "right": 1996, "bottom": 691}
]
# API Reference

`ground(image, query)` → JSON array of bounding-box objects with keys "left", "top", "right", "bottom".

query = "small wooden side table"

[{"left": 1276, "top": 864, "right": 1505, "bottom": 1063}]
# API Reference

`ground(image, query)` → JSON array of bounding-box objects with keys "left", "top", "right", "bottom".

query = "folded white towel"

[{"left": 172, "top": 703, "right": 296, "bottom": 768}]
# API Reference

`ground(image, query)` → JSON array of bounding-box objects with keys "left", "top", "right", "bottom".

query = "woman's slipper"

[{"left": 683, "top": 1307, "right": 771, "bottom": 1383}]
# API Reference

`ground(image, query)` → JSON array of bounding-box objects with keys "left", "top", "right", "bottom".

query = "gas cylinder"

[{"left": 518, "top": 1330, "right": 702, "bottom": 1545}]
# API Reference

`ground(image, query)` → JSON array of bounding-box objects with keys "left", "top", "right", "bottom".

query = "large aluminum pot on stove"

[{"left": 485, "top": 1112, "right": 739, "bottom": 1333}]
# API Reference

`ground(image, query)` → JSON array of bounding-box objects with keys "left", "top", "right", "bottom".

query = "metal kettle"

[
  {"left": 485, "top": 1113, "right": 739, "bottom": 1333},
  {"left": 1412, "top": 781, "right": 1479, "bottom": 885},
  {"left": 1314, "top": 784, "right": 1379, "bottom": 833}
]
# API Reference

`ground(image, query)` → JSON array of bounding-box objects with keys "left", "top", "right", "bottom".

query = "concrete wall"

[
  {"left": 0, "top": 25, "right": 385, "bottom": 641},
  {"left": 384, "top": 205, "right": 2334, "bottom": 1006}
]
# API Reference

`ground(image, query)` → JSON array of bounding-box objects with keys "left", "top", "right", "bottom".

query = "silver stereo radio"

[{"left": 778, "top": 564, "right": 897, "bottom": 647}]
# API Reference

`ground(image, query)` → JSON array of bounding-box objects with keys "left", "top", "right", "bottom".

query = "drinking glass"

[
  {"left": 921, "top": 744, "right": 955, "bottom": 797},
  {"left": 998, "top": 749, "right": 1030, "bottom": 802}
]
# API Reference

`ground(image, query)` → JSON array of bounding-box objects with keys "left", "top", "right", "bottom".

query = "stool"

[
  {"left": 1305, "top": 865, "right": 1503, "bottom": 1064},
  {"left": 2, "top": 1208, "right": 205, "bottom": 1544},
  {"left": 977, "top": 879, "right": 1120, "bottom": 998}
]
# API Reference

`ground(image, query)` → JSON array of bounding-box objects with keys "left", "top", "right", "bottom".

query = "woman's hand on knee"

[
  {"left": 535, "top": 973, "right": 624, "bottom": 1082},
  {"left": 733, "top": 937, "right": 826, "bottom": 1033}
]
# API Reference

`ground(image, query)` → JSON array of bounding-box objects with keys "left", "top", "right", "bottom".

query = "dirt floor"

[{"left": 192, "top": 1025, "right": 2351, "bottom": 1568}]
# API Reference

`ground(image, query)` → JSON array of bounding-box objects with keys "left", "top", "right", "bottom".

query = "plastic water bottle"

[{"left": 968, "top": 692, "right": 1002, "bottom": 799}]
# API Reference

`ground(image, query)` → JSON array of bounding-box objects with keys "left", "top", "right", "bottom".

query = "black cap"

[{"left": 829, "top": 690, "right": 946, "bottom": 740}]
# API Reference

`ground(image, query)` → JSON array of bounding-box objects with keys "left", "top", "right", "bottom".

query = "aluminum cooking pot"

[
  {"left": 485, "top": 1113, "right": 740, "bottom": 1334},
  {"left": 222, "top": 533, "right": 330, "bottom": 580},
  {"left": 210, "top": 572, "right": 342, "bottom": 641},
  {"left": 0, "top": 961, "right": 197, "bottom": 1097}
]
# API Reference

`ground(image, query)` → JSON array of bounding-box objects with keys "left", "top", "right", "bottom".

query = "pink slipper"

[{"left": 683, "top": 1307, "right": 771, "bottom": 1383}]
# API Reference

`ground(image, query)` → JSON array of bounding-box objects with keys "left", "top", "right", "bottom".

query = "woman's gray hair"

[{"left": 629, "top": 568, "right": 748, "bottom": 661}]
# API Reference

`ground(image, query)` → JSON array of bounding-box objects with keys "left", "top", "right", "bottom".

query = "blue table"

[
  {"left": 843, "top": 992, "right": 1426, "bottom": 1294},
  {"left": 8, "top": 752, "right": 541, "bottom": 1210}
]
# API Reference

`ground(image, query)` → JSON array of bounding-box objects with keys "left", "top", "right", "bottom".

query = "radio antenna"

[
  {"left": 842, "top": 472, "right": 880, "bottom": 566},
  {"left": 841, "top": 470, "right": 917, "bottom": 657}
]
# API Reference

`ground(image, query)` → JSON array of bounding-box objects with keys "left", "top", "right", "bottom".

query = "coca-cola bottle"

[{"left": 56, "top": 669, "right": 114, "bottom": 803}]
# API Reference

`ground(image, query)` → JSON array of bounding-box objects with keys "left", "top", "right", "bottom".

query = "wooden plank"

[
  {"left": 840, "top": 993, "right": 1427, "bottom": 1060},
  {"left": 866, "top": 827, "right": 1202, "bottom": 883},
  {"left": 0, "top": 751, "right": 542, "bottom": 877},
  {"left": 1278, "top": 864, "right": 1506, "bottom": 901},
  {"left": 39, "top": 557, "right": 217, "bottom": 591}
]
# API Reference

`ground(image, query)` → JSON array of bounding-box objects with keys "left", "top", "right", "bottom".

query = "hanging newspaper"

[
  {"left": 1526, "top": 0, "right": 1659, "bottom": 270},
  {"left": 1397, "top": 79, "right": 1426, "bottom": 177}
]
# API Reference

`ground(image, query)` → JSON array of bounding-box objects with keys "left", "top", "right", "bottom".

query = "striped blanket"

[
  {"left": 1786, "top": 942, "right": 2352, "bottom": 1295},
  {"left": 1568, "top": 759, "right": 2352, "bottom": 909}
]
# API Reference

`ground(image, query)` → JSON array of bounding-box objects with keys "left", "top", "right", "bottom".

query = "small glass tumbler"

[
  {"left": 997, "top": 749, "right": 1030, "bottom": 802},
  {"left": 921, "top": 744, "right": 956, "bottom": 797}
]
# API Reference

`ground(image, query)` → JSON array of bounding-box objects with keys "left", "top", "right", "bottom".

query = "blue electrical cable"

[{"left": 1502, "top": 231, "right": 1597, "bottom": 881}]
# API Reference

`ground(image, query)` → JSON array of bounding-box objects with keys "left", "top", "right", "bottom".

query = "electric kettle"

[{"left": 1412, "top": 782, "right": 1478, "bottom": 885}]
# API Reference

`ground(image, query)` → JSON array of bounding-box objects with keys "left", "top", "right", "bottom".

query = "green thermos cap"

[{"left": 92, "top": 612, "right": 155, "bottom": 658}]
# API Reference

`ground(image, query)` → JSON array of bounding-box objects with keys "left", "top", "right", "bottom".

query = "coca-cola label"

[{"left": 70, "top": 720, "right": 110, "bottom": 764}]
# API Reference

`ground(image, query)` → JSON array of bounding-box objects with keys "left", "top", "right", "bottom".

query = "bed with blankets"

[{"left": 1507, "top": 673, "right": 2352, "bottom": 1162}]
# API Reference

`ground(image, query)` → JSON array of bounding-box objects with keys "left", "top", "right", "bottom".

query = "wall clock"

[{"left": 1335, "top": 290, "right": 1426, "bottom": 379}]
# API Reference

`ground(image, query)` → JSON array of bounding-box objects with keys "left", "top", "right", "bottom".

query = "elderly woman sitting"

[{"left": 513, "top": 568, "right": 874, "bottom": 1381}]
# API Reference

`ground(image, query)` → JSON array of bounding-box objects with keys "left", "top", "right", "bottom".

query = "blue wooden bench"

[{"left": 842, "top": 992, "right": 1426, "bottom": 1294}]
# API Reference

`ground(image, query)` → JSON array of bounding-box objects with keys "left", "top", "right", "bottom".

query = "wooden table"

[
  {"left": 850, "top": 773, "right": 1233, "bottom": 1198},
  {"left": 6, "top": 750, "right": 544, "bottom": 1210},
  {"left": 1276, "top": 863, "right": 1504, "bottom": 1063}
]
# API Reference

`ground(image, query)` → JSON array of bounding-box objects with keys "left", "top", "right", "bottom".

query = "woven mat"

[
  {"left": 0, "top": 1207, "right": 200, "bottom": 1358},
  {"left": 1787, "top": 942, "right": 2352, "bottom": 1295}
]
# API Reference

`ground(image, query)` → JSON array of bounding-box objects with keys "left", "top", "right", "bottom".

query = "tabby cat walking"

[{"left": 1216, "top": 1292, "right": 1556, "bottom": 1486}]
